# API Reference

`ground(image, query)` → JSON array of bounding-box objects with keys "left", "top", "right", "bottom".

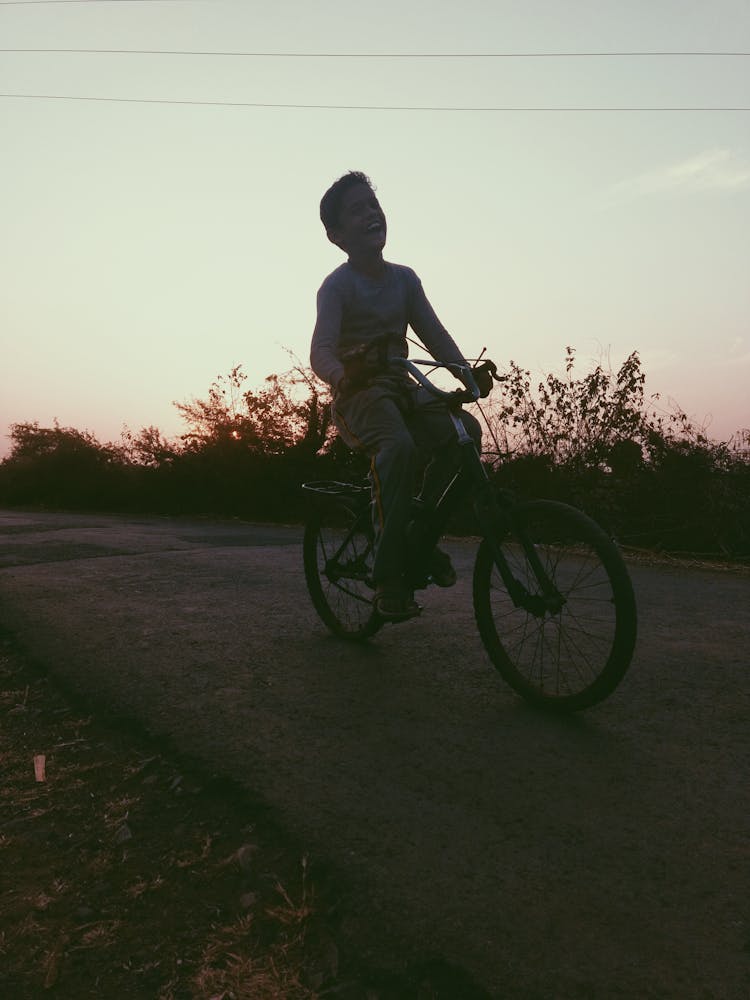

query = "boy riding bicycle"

[{"left": 310, "top": 170, "right": 487, "bottom": 621}]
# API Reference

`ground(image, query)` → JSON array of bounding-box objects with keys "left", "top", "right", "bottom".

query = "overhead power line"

[
  {"left": 0, "top": 1, "right": 163, "bottom": 5},
  {"left": 1, "top": 93, "right": 748, "bottom": 111},
  {"left": 1, "top": 48, "right": 748, "bottom": 58}
]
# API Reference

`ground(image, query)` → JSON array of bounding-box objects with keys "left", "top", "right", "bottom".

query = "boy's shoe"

[
  {"left": 373, "top": 584, "right": 421, "bottom": 622},
  {"left": 429, "top": 547, "right": 457, "bottom": 588}
]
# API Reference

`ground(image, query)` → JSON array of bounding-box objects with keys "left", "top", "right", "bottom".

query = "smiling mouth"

[{"left": 366, "top": 221, "right": 384, "bottom": 233}]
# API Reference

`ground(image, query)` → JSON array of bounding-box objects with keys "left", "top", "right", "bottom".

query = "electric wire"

[
  {"left": 2, "top": 41, "right": 745, "bottom": 112},
  {"left": 1, "top": 47, "right": 748, "bottom": 57},
  {"left": 1, "top": 1, "right": 163, "bottom": 5},
  {"left": 1, "top": 93, "right": 747, "bottom": 111}
]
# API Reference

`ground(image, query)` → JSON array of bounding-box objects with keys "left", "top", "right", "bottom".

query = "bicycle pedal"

[
  {"left": 386, "top": 603, "right": 422, "bottom": 624},
  {"left": 374, "top": 598, "right": 423, "bottom": 623}
]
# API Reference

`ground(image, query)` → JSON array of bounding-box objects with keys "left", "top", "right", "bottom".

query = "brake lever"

[{"left": 447, "top": 388, "right": 477, "bottom": 407}]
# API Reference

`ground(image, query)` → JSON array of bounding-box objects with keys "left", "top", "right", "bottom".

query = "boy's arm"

[
  {"left": 407, "top": 272, "right": 468, "bottom": 370},
  {"left": 311, "top": 281, "right": 346, "bottom": 391}
]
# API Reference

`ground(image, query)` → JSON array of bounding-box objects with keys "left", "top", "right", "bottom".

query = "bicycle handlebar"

[
  {"left": 389, "top": 356, "right": 481, "bottom": 404},
  {"left": 339, "top": 333, "right": 497, "bottom": 403}
]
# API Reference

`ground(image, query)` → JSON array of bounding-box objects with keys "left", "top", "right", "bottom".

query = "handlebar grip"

[
  {"left": 447, "top": 388, "right": 477, "bottom": 406},
  {"left": 459, "top": 368, "right": 481, "bottom": 401},
  {"left": 388, "top": 355, "right": 485, "bottom": 404}
]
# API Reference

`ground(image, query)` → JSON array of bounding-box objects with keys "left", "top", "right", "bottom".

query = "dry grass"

[
  {"left": 0, "top": 634, "right": 354, "bottom": 999},
  {"left": 0, "top": 631, "right": 491, "bottom": 1000}
]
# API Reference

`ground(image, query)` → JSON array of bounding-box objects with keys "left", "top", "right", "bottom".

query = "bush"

[
  {"left": 481, "top": 350, "right": 749, "bottom": 558},
  {"left": 1, "top": 355, "right": 747, "bottom": 560},
  {"left": 0, "top": 423, "right": 131, "bottom": 511}
]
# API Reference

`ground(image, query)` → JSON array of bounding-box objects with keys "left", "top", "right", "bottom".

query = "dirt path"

[{"left": 0, "top": 509, "right": 748, "bottom": 998}]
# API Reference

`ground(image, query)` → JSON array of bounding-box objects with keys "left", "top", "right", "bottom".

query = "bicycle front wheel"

[
  {"left": 473, "top": 500, "right": 637, "bottom": 711},
  {"left": 303, "top": 498, "right": 383, "bottom": 641}
]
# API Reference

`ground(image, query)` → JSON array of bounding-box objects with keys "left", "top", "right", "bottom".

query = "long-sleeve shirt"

[{"left": 310, "top": 261, "right": 467, "bottom": 390}]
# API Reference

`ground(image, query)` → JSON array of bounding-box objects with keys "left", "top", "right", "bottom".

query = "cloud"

[
  {"left": 639, "top": 347, "right": 681, "bottom": 372},
  {"left": 725, "top": 349, "right": 750, "bottom": 366},
  {"left": 726, "top": 336, "right": 750, "bottom": 365},
  {"left": 602, "top": 149, "right": 750, "bottom": 205},
  {"left": 699, "top": 336, "right": 750, "bottom": 368}
]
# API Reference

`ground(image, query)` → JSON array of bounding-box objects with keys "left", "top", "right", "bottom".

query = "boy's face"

[{"left": 328, "top": 183, "right": 387, "bottom": 257}]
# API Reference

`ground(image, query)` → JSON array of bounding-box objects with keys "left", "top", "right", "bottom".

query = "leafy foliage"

[
  {"left": 0, "top": 422, "right": 128, "bottom": 510},
  {"left": 174, "top": 363, "right": 332, "bottom": 457},
  {"left": 120, "top": 425, "right": 179, "bottom": 468},
  {"left": 487, "top": 347, "right": 679, "bottom": 466},
  {"left": 0, "top": 352, "right": 747, "bottom": 558},
  {"left": 481, "top": 349, "right": 749, "bottom": 557}
]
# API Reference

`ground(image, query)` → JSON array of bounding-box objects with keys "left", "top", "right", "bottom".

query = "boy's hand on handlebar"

[
  {"left": 447, "top": 387, "right": 476, "bottom": 407},
  {"left": 339, "top": 338, "right": 390, "bottom": 394},
  {"left": 472, "top": 359, "right": 498, "bottom": 398},
  {"left": 336, "top": 353, "right": 374, "bottom": 398},
  {"left": 336, "top": 374, "right": 359, "bottom": 398},
  {"left": 339, "top": 356, "right": 370, "bottom": 392}
]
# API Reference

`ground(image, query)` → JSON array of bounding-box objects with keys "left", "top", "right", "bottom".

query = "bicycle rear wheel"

[
  {"left": 303, "top": 497, "right": 383, "bottom": 640},
  {"left": 473, "top": 500, "right": 636, "bottom": 711}
]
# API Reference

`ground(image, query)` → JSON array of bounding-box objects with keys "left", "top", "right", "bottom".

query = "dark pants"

[{"left": 333, "top": 375, "right": 482, "bottom": 586}]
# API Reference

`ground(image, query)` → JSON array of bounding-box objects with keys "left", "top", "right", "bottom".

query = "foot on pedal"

[
  {"left": 374, "top": 584, "right": 421, "bottom": 622},
  {"left": 429, "top": 547, "right": 457, "bottom": 588}
]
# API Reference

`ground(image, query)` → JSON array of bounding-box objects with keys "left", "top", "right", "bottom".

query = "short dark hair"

[{"left": 320, "top": 170, "right": 374, "bottom": 232}]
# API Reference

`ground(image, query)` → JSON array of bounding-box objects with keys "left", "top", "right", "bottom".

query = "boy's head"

[{"left": 320, "top": 171, "right": 387, "bottom": 256}]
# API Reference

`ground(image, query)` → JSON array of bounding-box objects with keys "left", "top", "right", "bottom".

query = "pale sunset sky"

[{"left": 1, "top": 0, "right": 749, "bottom": 458}]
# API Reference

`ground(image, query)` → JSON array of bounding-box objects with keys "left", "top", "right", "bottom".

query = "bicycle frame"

[
  {"left": 300, "top": 481, "right": 374, "bottom": 592},
  {"left": 303, "top": 352, "right": 637, "bottom": 708},
  {"left": 413, "top": 414, "right": 563, "bottom": 615},
  {"left": 305, "top": 355, "right": 564, "bottom": 615}
]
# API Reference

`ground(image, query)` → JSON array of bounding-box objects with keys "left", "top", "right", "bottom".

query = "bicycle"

[{"left": 302, "top": 355, "right": 637, "bottom": 712}]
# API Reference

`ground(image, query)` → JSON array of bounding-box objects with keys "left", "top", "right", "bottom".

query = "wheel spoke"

[
  {"left": 474, "top": 500, "right": 636, "bottom": 710},
  {"left": 303, "top": 500, "right": 381, "bottom": 640}
]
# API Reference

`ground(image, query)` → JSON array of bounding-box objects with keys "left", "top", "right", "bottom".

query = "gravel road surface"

[{"left": 0, "top": 509, "right": 748, "bottom": 998}]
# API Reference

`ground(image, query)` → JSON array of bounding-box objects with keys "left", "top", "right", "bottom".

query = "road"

[{"left": 0, "top": 509, "right": 748, "bottom": 998}]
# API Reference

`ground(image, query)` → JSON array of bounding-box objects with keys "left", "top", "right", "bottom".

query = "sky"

[{"left": 1, "top": 0, "right": 749, "bottom": 458}]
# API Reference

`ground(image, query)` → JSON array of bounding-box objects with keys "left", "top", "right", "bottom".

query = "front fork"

[{"left": 468, "top": 457, "right": 565, "bottom": 617}]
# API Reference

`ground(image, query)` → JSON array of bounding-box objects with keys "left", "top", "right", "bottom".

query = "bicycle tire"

[
  {"left": 473, "top": 499, "right": 637, "bottom": 711},
  {"left": 303, "top": 498, "right": 383, "bottom": 641}
]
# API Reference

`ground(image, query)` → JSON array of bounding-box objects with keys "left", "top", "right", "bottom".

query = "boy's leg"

[
  {"left": 407, "top": 397, "right": 483, "bottom": 586},
  {"left": 333, "top": 382, "right": 418, "bottom": 594},
  {"left": 408, "top": 394, "right": 482, "bottom": 506}
]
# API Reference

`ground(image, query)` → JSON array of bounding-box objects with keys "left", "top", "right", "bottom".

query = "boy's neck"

[{"left": 347, "top": 251, "right": 386, "bottom": 280}]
